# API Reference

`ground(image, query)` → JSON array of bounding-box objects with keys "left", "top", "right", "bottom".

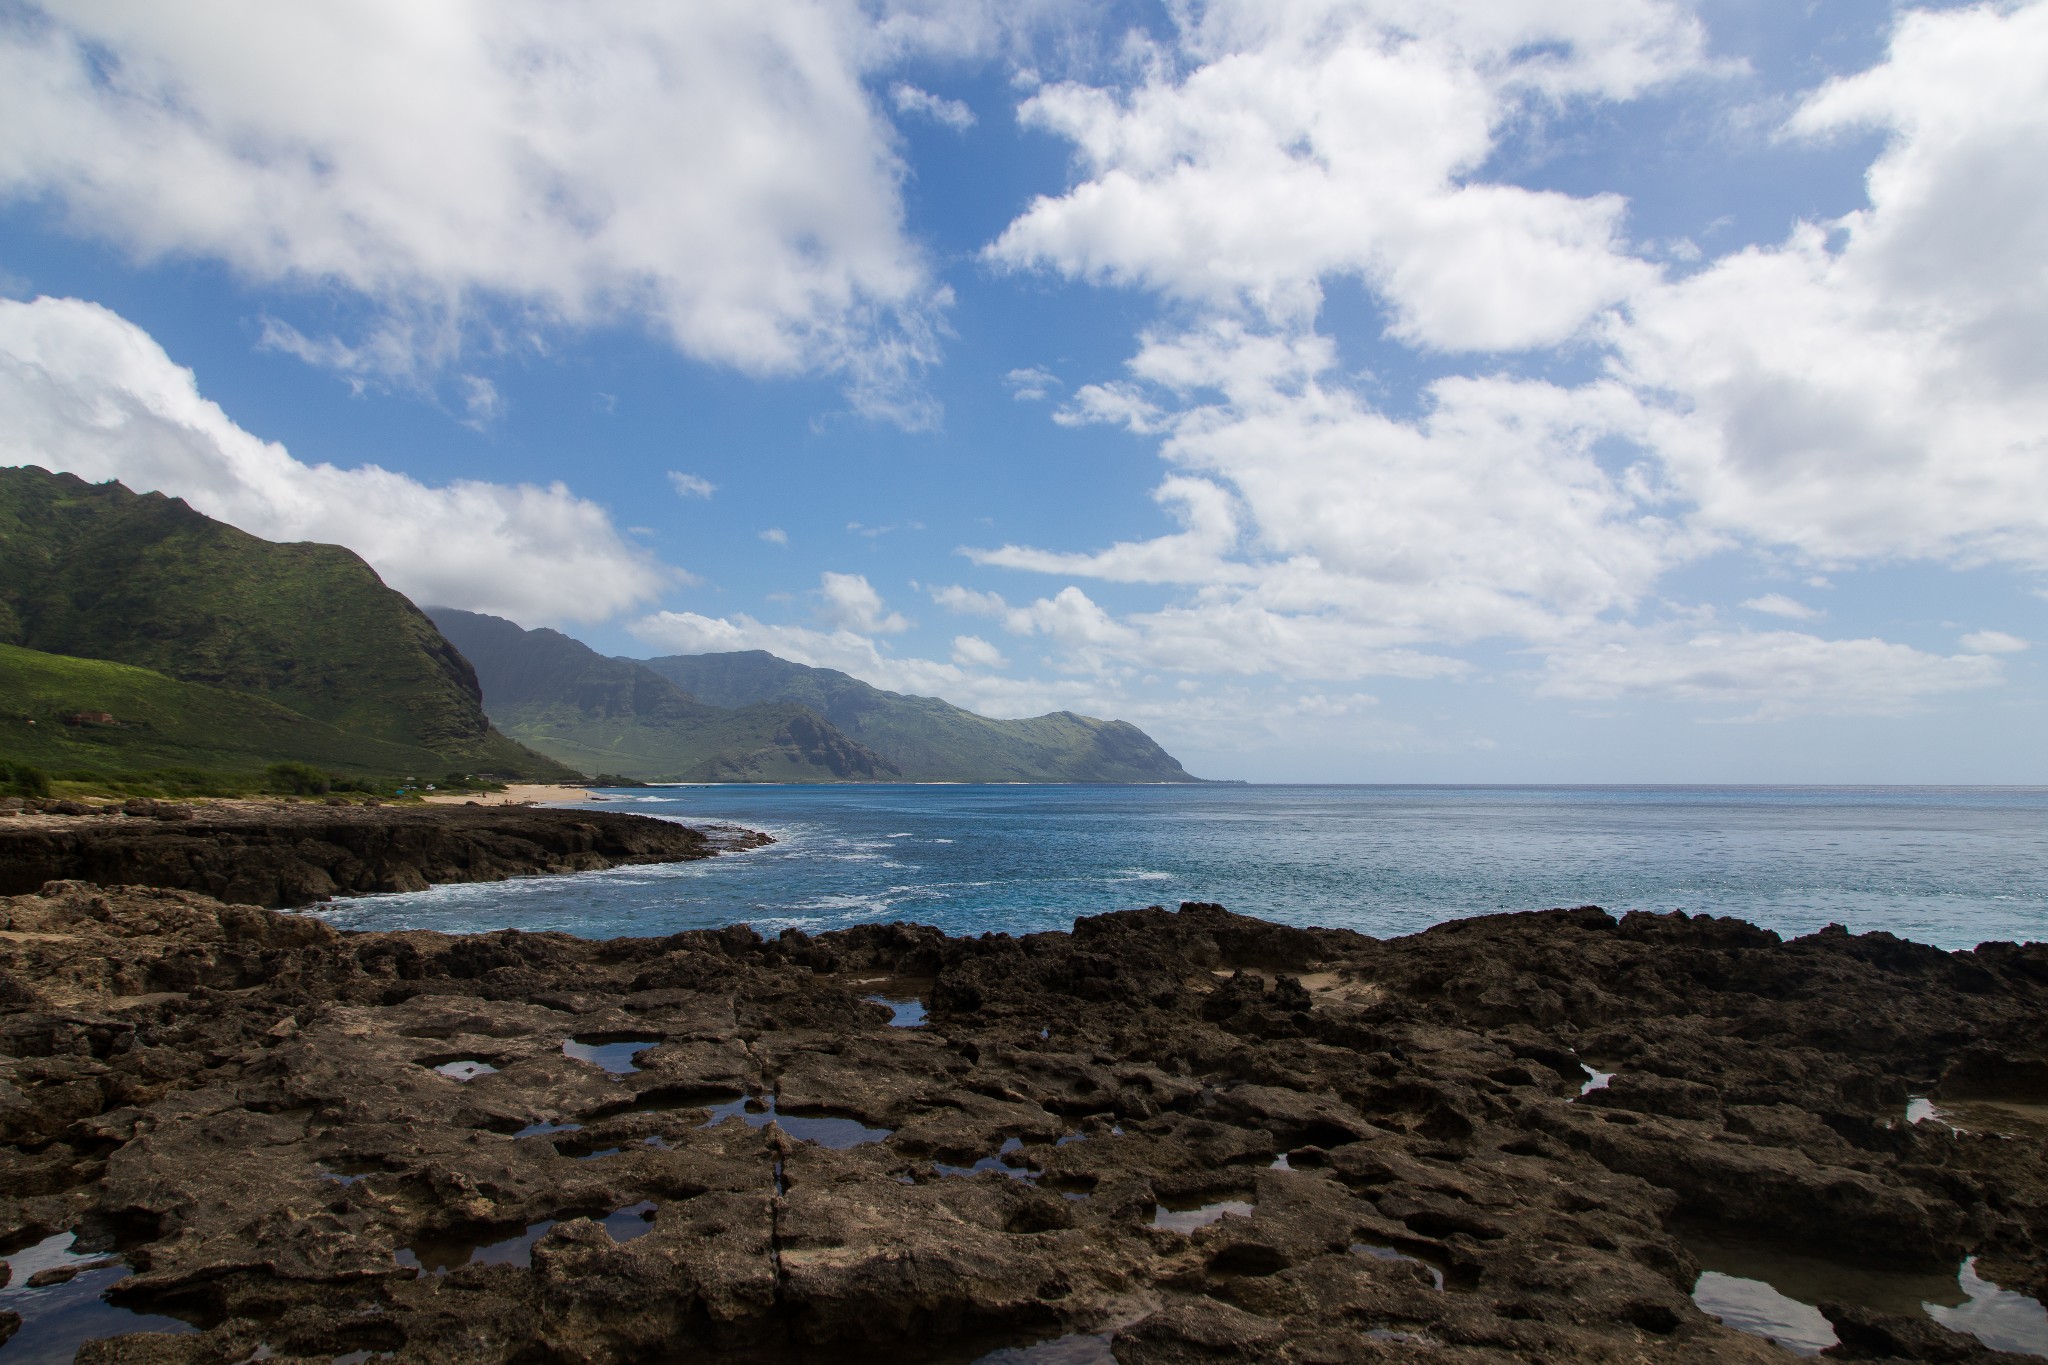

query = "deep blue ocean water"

[{"left": 311, "top": 785, "right": 2048, "bottom": 951}]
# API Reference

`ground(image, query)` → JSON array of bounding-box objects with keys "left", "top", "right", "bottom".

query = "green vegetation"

[
  {"left": 0, "top": 641, "right": 454, "bottom": 778},
  {"left": 430, "top": 609, "right": 898, "bottom": 781},
  {"left": 641, "top": 651, "right": 1199, "bottom": 783},
  {"left": 431, "top": 608, "right": 1199, "bottom": 784},
  {"left": 0, "top": 760, "right": 49, "bottom": 798},
  {"left": 0, "top": 466, "right": 574, "bottom": 780}
]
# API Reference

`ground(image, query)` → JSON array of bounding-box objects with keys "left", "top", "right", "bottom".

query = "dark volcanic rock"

[
  {"left": 0, "top": 803, "right": 766, "bottom": 907},
  {"left": 0, "top": 891, "right": 2043, "bottom": 1363}
]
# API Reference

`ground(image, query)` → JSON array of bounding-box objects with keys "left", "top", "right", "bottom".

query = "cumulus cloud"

[
  {"left": 0, "top": 295, "right": 665, "bottom": 625},
  {"left": 891, "top": 82, "right": 976, "bottom": 130},
  {"left": 1961, "top": 630, "right": 2027, "bottom": 655},
  {"left": 0, "top": 1, "right": 979, "bottom": 419},
  {"left": 1741, "top": 594, "right": 1821, "bottom": 621},
  {"left": 666, "top": 471, "right": 716, "bottom": 499},
  {"left": 1004, "top": 367, "right": 1060, "bottom": 402},
  {"left": 967, "top": 322, "right": 1682, "bottom": 674},
  {"left": 759, "top": 527, "right": 790, "bottom": 546},
  {"left": 970, "top": 1, "right": 2048, "bottom": 722},
  {"left": 987, "top": 0, "right": 1706, "bottom": 346},
  {"left": 1538, "top": 629, "right": 2002, "bottom": 722},
  {"left": 1613, "top": 2, "right": 2048, "bottom": 568},
  {"left": 951, "top": 634, "right": 1008, "bottom": 668},
  {"left": 817, "top": 571, "right": 911, "bottom": 634}
]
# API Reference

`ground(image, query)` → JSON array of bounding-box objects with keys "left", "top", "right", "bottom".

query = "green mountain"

[
  {"left": 639, "top": 651, "right": 1199, "bottom": 783},
  {"left": 427, "top": 609, "right": 899, "bottom": 782},
  {"left": 0, "top": 643, "right": 454, "bottom": 778},
  {"left": 0, "top": 466, "right": 571, "bottom": 779}
]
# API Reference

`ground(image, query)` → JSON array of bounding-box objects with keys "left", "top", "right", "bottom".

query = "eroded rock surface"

[
  {"left": 1, "top": 888, "right": 2045, "bottom": 1363},
  {"left": 0, "top": 803, "right": 767, "bottom": 907}
]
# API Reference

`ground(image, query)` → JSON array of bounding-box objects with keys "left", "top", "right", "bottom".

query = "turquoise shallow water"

[{"left": 312, "top": 784, "right": 2048, "bottom": 950}]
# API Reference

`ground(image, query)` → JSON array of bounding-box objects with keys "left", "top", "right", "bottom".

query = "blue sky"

[{"left": 1, "top": 0, "right": 2043, "bottom": 783}]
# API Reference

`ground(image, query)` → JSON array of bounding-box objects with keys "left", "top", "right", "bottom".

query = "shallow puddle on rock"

[
  {"left": 864, "top": 994, "right": 927, "bottom": 1028},
  {"left": 1351, "top": 1242, "right": 1446, "bottom": 1291},
  {"left": 1683, "top": 1227, "right": 2048, "bottom": 1358},
  {"left": 1906, "top": 1096, "right": 1950, "bottom": 1127},
  {"left": 429, "top": 1058, "right": 498, "bottom": 1082},
  {"left": 1929, "top": 1260, "right": 2048, "bottom": 1357},
  {"left": 1913, "top": 1095, "right": 2048, "bottom": 1139},
  {"left": 600, "top": 1201, "right": 658, "bottom": 1243},
  {"left": 563, "top": 1035, "right": 662, "bottom": 1074},
  {"left": 1152, "top": 1198, "right": 1255, "bottom": 1234},
  {"left": 1691, "top": 1271, "right": 1838, "bottom": 1355},
  {"left": 698, "top": 1093, "right": 893, "bottom": 1149},
  {"left": 936, "top": 1137, "right": 1040, "bottom": 1182},
  {"left": 317, "top": 1160, "right": 384, "bottom": 1186},
  {"left": 513, "top": 1119, "right": 583, "bottom": 1138},
  {"left": 972, "top": 1331, "right": 1115, "bottom": 1363},
  {"left": 396, "top": 1219, "right": 557, "bottom": 1275},
  {"left": 0, "top": 1231, "right": 197, "bottom": 1361}
]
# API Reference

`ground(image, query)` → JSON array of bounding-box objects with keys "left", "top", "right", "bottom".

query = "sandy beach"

[{"left": 419, "top": 783, "right": 597, "bottom": 806}]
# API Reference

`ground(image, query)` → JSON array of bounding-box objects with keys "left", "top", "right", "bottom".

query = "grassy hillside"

[
  {"left": 0, "top": 643, "right": 453, "bottom": 778},
  {"left": 0, "top": 466, "right": 571, "bottom": 779},
  {"left": 638, "top": 650, "right": 1199, "bottom": 783},
  {"left": 430, "top": 609, "right": 898, "bottom": 781}
]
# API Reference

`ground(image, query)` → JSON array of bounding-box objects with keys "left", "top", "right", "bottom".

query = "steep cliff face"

[{"left": 0, "top": 466, "right": 570, "bottom": 778}]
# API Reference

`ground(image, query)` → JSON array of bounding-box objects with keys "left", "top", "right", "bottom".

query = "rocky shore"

[
  {"left": 2, "top": 855, "right": 2047, "bottom": 1362},
  {"left": 0, "top": 801, "right": 767, "bottom": 908}
]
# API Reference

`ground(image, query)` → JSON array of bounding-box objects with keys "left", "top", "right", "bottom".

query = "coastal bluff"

[
  {"left": 0, "top": 802, "right": 767, "bottom": 908},
  {"left": 2, "top": 860, "right": 2046, "bottom": 1359}
]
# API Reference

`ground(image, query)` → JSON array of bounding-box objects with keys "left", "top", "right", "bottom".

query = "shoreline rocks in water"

[
  {"left": 1, "top": 881, "right": 2046, "bottom": 1362},
  {"left": 0, "top": 801, "right": 770, "bottom": 908}
]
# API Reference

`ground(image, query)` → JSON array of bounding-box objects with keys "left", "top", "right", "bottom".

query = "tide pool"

[{"left": 313, "top": 784, "right": 2048, "bottom": 950}]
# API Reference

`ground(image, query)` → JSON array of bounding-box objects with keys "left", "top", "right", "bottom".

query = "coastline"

[
  {"left": 0, "top": 800, "right": 767, "bottom": 907},
  {"left": 421, "top": 783, "right": 599, "bottom": 806},
  {"left": 1, "top": 836, "right": 2045, "bottom": 1360}
]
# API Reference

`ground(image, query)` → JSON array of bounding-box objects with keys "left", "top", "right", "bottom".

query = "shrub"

[
  {"left": 265, "top": 761, "right": 333, "bottom": 796},
  {"left": 0, "top": 762, "right": 51, "bottom": 798}
]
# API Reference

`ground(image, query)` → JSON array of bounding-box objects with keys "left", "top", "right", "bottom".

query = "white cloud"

[
  {"left": 931, "top": 584, "right": 1009, "bottom": 616},
  {"left": 1613, "top": 1, "right": 2048, "bottom": 569},
  {"left": 0, "top": 294, "right": 665, "bottom": 625},
  {"left": 759, "top": 527, "right": 790, "bottom": 545},
  {"left": 968, "top": 322, "right": 1684, "bottom": 674},
  {"left": 1538, "top": 629, "right": 2002, "bottom": 722},
  {"left": 890, "top": 82, "right": 976, "bottom": 130},
  {"left": 0, "top": 2, "right": 977, "bottom": 419},
  {"left": 1004, "top": 366, "right": 1060, "bottom": 402},
  {"left": 1961, "top": 630, "right": 2027, "bottom": 655},
  {"left": 667, "top": 471, "right": 716, "bottom": 499},
  {"left": 971, "top": 2, "right": 2048, "bottom": 727},
  {"left": 951, "top": 634, "right": 1008, "bottom": 668},
  {"left": 987, "top": 0, "right": 1707, "bottom": 346},
  {"left": 1741, "top": 593, "right": 1820, "bottom": 621},
  {"left": 817, "top": 571, "right": 910, "bottom": 634}
]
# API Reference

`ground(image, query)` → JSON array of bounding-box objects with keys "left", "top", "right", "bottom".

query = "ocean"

[{"left": 308, "top": 784, "right": 2048, "bottom": 952}]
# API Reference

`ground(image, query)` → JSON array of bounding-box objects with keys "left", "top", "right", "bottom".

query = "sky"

[{"left": 0, "top": 0, "right": 2043, "bottom": 784}]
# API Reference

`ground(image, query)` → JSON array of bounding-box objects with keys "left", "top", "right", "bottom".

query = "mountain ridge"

[
  {"left": 0, "top": 465, "right": 572, "bottom": 780},
  {"left": 639, "top": 649, "right": 1199, "bottom": 783},
  {"left": 432, "top": 612, "right": 1198, "bottom": 784},
  {"left": 427, "top": 609, "right": 898, "bottom": 782}
]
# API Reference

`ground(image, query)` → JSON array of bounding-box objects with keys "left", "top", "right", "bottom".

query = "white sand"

[{"left": 420, "top": 784, "right": 596, "bottom": 806}]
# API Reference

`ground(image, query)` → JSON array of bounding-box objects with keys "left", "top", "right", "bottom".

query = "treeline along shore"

[{"left": 1, "top": 801, "right": 2046, "bottom": 1362}]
